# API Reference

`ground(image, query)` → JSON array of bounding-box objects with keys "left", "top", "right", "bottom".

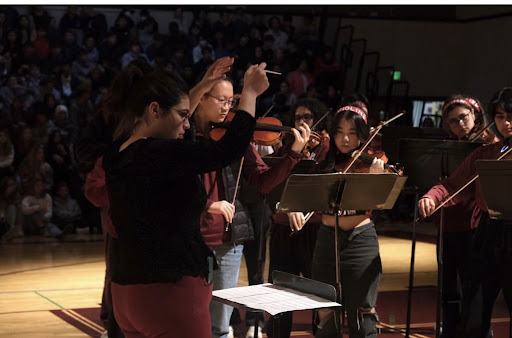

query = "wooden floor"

[{"left": 0, "top": 233, "right": 438, "bottom": 337}]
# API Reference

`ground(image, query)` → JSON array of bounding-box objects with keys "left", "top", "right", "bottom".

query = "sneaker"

[
  {"left": 227, "top": 325, "right": 235, "bottom": 338},
  {"left": 100, "top": 330, "right": 108, "bottom": 338},
  {"left": 245, "top": 325, "right": 262, "bottom": 338}
]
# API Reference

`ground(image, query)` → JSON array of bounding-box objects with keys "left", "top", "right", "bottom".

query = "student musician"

[
  {"left": 423, "top": 95, "right": 498, "bottom": 338},
  {"left": 192, "top": 77, "right": 311, "bottom": 338},
  {"left": 266, "top": 98, "right": 330, "bottom": 338},
  {"left": 289, "top": 105, "right": 397, "bottom": 338},
  {"left": 419, "top": 87, "right": 512, "bottom": 338}
]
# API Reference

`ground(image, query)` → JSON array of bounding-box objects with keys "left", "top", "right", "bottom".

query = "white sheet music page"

[{"left": 212, "top": 283, "right": 341, "bottom": 316}]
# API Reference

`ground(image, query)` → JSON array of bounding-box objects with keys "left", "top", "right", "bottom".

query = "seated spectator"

[
  {"left": 0, "top": 76, "right": 26, "bottom": 110},
  {"left": 17, "top": 15, "right": 36, "bottom": 45},
  {"left": 69, "top": 87, "right": 94, "bottom": 129},
  {"left": 32, "top": 27, "right": 50, "bottom": 60},
  {"left": 192, "top": 35, "right": 215, "bottom": 64},
  {"left": 0, "top": 129, "right": 15, "bottom": 179},
  {"left": 120, "top": 41, "right": 149, "bottom": 69},
  {"left": 52, "top": 104, "right": 78, "bottom": 144},
  {"left": 168, "top": 7, "right": 192, "bottom": 34},
  {"left": 14, "top": 126, "right": 36, "bottom": 169},
  {"left": 0, "top": 176, "right": 21, "bottom": 240},
  {"left": 32, "top": 111, "right": 54, "bottom": 145},
  {"left": 264, "top": 16, "right": 288, "bottom": 51},
  {"left": 71, "top": 48, "right": 95, "bottom": 85},
  {"left": 60, "top": 30, "right": 80, "bottom": 64},
  {"left": 37, "top": 76, "right": 61, "bottom": 103},
  {"left": 45, "top": 129, "right": 73, "bottom": 183},
  {"left": 18, "top": 145, "right": 53, "bottom": 194},
  {"left": 97, "top": 30, "right": 124, "bottom": 70},
  {"left": 56, "top": 63, "right": 79, "bottom": 100},
  {"left": 21, "top": 178, "right": 62, "bottom": 237},
  {"left": 286, "top": 58, "right": 315, "bottom": 98},
  {"left": 83, "top": 36, "right": 99, "bottom": 64},
  {"left": 52, "top": 181, "right": 81, "bottom": 234}
]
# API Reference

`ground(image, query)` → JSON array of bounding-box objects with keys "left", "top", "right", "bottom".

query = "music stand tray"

[
  {"left": 212, "top": 271, "right": 340, "bottom": 337},
  {"left": 476, "top": 160, "right": 512, "bottom": 221},
  {"left": 277, "top": 173, "right": 407, "bottom": 213}
]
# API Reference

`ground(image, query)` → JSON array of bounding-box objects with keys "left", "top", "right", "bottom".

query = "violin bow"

[
  {"left": 261, "top": 104, "right": 275, "bottom": 118},
  {"left": 304, "top": 112, "right": 405, "bottom": 223},
  {"left": 342, "top": 111, "right": 404, "bottom": 174},
  {"left": 310, "top": 108, "right": 333, "bottom": 131},
  {"left": 424, "top": 144, "right": 512, "bottom": 219},
  {"left": 226, "top": 156, "right": 245, "bottom": 231},
  {"left": 469, "top": 121, "right": 495, "bottom": 143}
]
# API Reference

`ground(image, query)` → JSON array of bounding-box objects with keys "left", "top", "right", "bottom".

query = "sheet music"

[{"left": 212, "top": 283, "right": 341, "bottom": 316}]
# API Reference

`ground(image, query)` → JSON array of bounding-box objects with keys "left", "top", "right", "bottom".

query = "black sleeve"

[{"left": 147, "top": 110, "right": 256, "bottom": 175}]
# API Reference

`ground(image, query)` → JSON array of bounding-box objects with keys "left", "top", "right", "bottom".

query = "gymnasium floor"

[{"left": 0, "top": 223, "right": 509, "bottom": 337}]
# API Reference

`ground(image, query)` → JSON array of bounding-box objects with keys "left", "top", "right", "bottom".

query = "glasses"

[
  {"left": 205, "top": 93, "right": 237, "bottom": 108},
  {"left": 171, "top": 108, "right": 192, "bottom": 121},
  {"left": 448, "top": 113, "right": 470, "bottom": 127},
  {"left": 294, "top": 114, "right": 314, "bottom": 122}
]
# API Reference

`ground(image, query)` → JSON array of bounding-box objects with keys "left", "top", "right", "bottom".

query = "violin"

[
  {"left": 469, "top": 121, "right": 500, "bottom": 144},
  {"left": 335, "top": 149, "right": 400, "bottom": 174},
  {"left": 210, "top": 112, "right": 294, "bottom": 146}
]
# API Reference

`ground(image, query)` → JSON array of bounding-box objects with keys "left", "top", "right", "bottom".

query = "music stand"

[
  {"left": 237, "top": 157, "right": 318, "bottom": 334},
  {"left": 397, "top": 139, "right": 482, "bottom": 338},
  {"left": 212, "top": 271, "right": 340, "bottom": 338},
  {"left": 476, "top": 160, "right": 512, "bottom": 221},
  {"left": 278, "top": 172, "right": 407, "bottom": 337}
]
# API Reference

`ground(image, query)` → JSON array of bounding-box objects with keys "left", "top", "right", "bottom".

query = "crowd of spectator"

[{"left": 0, "top": 5, "right": 344, "bottom": 242}]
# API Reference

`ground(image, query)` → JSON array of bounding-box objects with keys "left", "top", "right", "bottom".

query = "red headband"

[
  {"left": 336, "top": 105, "right": 367, "bottom": 124},
  {"left": 465, "top": 97, "right": 482, "bottom": 113},
  {"left": 352, "top": 100, "right": 368, "bottom": 111},
  {"left": 442, "top": 98, "right": 473, "bottom": 115}
]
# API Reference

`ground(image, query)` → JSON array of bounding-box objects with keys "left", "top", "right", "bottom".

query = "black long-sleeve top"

[{"left": 102, "top": 110, "right": 256, "bottom": 285}]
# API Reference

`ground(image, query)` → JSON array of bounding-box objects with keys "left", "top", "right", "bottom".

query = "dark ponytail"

[{"left": 104, "top": 65, "right": 190, "bottom": 140}]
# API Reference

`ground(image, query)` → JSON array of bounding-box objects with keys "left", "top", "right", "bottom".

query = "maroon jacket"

[
  {"left": 200, "top": 140, "right": 302, "bottom": 247},
  {"left": 84, "top": 157, "right": 118, "bottom": 238},
  {"left": 423, "top": 141, "right": 510, "bottom": 230}
]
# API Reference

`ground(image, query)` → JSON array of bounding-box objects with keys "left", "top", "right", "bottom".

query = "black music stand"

[
  {"left": 278, "top": 172, "right": 407, "bottom": 337},
  {"left": 212, "top": 271, "right": 339, "bottom": 338},
  {"left": 397, "top": 139, "right": 482, "bottom": 338},
  {"left": 237, "top": 157, "right": 318, "bottom": 334},
  {"left": 476, "top": 160, "right": 512, "bottom": 221}
]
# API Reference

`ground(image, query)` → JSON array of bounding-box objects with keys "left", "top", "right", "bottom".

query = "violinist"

[
  {"left": 192, "top": 73, "right": 311, "bottom": 338},
  {"left": 307, "top": 105, "right": 393, "bottom": 338},
  {"left": 266, "top": 98, "right": 330, "bottom": 337},
  {"left": 418, "top": 87, "right": 512, "bottom": 338},
  {"left": 419, "top": 94, "right": 497, "bottom": 338}
]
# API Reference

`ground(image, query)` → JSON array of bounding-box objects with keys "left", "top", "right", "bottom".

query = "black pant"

[
  {"left": 266, "top": 222, "right": 320, "bottom": 338},
  {"left": 102, "top": 234, "right": 124, "bottom": 338},
  {"left": 440, "top": 230, "right": 476, "bottom": 338},
  {"left": 457, "top": 218, "right": 512, "bottom": 338},
  {"left": 312, "top": 223, "right": 381, "bottom": 338}
]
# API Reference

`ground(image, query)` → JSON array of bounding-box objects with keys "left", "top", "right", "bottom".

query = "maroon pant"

[{"left": 112, "top": 276, "right": 213, "bottom": 338}]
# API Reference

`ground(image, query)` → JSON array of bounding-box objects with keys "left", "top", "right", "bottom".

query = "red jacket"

[
  {"left": 423, "top": 141, "right": 510, "bottom": 230},
  {"left": 200, "top": 141, "right": 302, "bottom": 247},
  {"left": 84, "top": 157, "right": 118, "bottom": 238}
]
